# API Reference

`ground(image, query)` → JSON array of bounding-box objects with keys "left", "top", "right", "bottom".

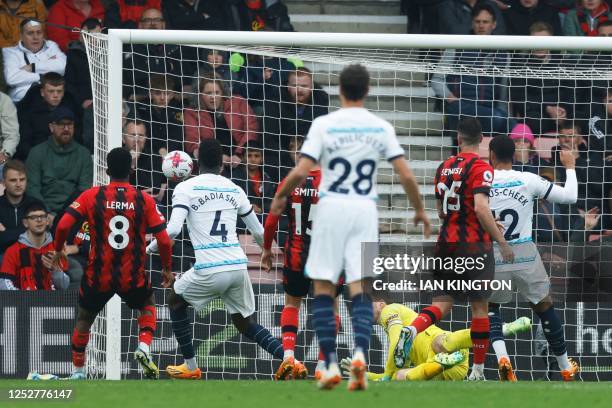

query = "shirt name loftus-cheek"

[{"left": 106, "top": 201, "right": 135, "bottom": 210}]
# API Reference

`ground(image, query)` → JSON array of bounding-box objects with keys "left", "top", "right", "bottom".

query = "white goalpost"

[{"left": 84, "top": 29, "right": 612, "bottom": 381}]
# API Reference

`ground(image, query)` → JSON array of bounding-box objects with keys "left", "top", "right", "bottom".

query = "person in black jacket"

[
  {"left": 139, "top": 74, "right": 186, "bottom": 157},
  {"left": 550, "top": 121, "right": 612, "bottom": 227},
  {"left": 262, "top": 67, "right": 329, "bottom": 182},
  {"left": 586, "top": 88, "right": 612, "bottom": 161},
  {"left": 123, "top": 9, "right": 189, "bottom": 101},
  {"left": 15, "top": 72, "right": 81, "bottom": 161},
  {"left": 229, "top": 141, "right": 275, "bottom": 225},
  {"left": 0, "top": 160, "right": 44, "bottom": 257},
  {"left": 504, "top": 0, "right": 562, "bottom": 36},
  {"left": 161, "top": 0, "right": 230, "bottom": 31},
  {"left": 509, "top": 22, "right": 575, "bottom": 135},
  {"left": 65, "top": 18, "right": 102, "bottom": 153},
  {"left": 122, "top": 118, "right": 166, "bottom": 201}
]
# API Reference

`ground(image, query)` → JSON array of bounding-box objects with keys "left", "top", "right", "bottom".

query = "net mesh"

[{"left": 83, "top": 32, "right": 612, "bottom": 381}]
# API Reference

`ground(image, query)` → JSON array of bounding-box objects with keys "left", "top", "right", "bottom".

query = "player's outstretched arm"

[
  {"left": 544, "top": 150, "right": 578, "bottom": 204},
  {"left": 51, "top": 211, "right": 78, "bottom": 269},
  {"left": 390, "top": 157, "right": 431, "bottom": 238},
  {"left": 270, "top": 156, "right": 316, "bottom": 216},
  {"left": 242, "top": 210, "right": 265, "bottom": 248},
  {"left": 261, "top": 212, "right": 281, "bottom": 272},
  {"left": 474, "top": 193, "right": 514, "bottom": 263}
]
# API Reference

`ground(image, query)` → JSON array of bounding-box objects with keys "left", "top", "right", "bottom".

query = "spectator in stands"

[
  {"left": 26, "top": 107, "right": 92, "bottom": 215},
  {"left": 0, "top": 201, "right": 69, "bottom": 290},
  {"left": 0, "top": 160, "right": 43, "bottom": 257},
  {"left": 235, "top": 54, "right": 297, "bottom": 113},
  {"left": 184, "top": 78, "right": 258, "bottom": 169},
  {"left": 504, "top": 0, "right": 563, "bottom": 36},
  {"left": 510, "top": 123, "right": 543, "bottom": 174},
  {"left": 563, "top": 0, "right": 612, "bottom": 36},
  {"left": 47, "top": 0, "right": 105, "bottom": 52},
  {"left": 262, "top": 67, "right": 329, "bottom": 181},
  {"left": 65, "top": 18, "right": 101, "bottom": 153},
  {"left": 161, "top": 0, "right": 229, "bottom": 30},
  {"left": 509, "top": 22, "right": 575, "bottom": 135},
  {"left": 402, "top": 0, "right": 443, "bottom": 34},
  {"left": 123, "top": 8, "right": 186, "bottom": 100},
  {"left": 228, "top": 0, "right": 294, "bottom": 32},
  {"left": 145, "top": 74, "right": 185, "bottom": 157},
  {"left": 534, "top": 166, "right": 572, "bottom": 243},
  {"left": 576, "top": 20, "right": 612, "bottom": 106},
  {"left": 16, "top": 72, "right": 81, "bottom": 161},
  {"left": 229, "top": 141, "right": 275, "bottom": 220},
  {"left": 195, "top": 49, "right": 236, "bottom": 94},
  {"left": 279, "top": 135, "right": 303, "bottom": 180},
  {"left": 437, "top": 0, "right": 506, "bottom": 35},
  {"left": 0, "top": 0, "right": 47, "bottom": 48},
  {"left": 0, "top": 92, "right": 19, "bottom": 176},
  {"left": 2, "top": 19, "right": 66, "bottom": 102},
  {"left": 122, "top": 118, "right": 165, "bottom": 200},
  {"left": 550, "top": 121, "right": 610, "bottom": 220},
  {"left": 587, "top": 87, "right": 612, "bottom": 161},
  {"left": 432, "top": 4, "right": 513, "bottom": 138},
  {"left": 105, "top": 0, "right": 161, "bottom": 29}
]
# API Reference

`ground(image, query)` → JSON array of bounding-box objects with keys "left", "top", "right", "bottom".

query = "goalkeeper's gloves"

[{"left": 340, "top": 357, "right": 352, "bottom": 377}]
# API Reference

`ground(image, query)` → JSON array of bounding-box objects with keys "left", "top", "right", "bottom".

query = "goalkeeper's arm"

[{"left": 366, "top": 322, "right": 403, "bottom": 381}]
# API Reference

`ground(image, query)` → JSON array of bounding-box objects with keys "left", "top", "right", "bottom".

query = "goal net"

[{"left": 83, "top": 30, "right": 612, "bottom": 381}]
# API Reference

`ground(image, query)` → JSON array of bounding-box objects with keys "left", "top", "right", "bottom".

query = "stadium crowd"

[{"left": 0, "top": 0, "right": 611, "bottom": 292}]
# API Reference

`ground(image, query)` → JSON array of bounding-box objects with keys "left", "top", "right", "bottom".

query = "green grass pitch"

[{"left": 1, "top": 380, "right": 612, "bottom": 408}]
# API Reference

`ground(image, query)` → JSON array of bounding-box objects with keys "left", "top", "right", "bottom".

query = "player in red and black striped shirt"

[
  {"left": 393, "top": 117, "right": 515, "bottom": 380},
  {"left": 53, "top": 148, "right": 173, "bottom": 380},
  {"left": 262, "top": 166, "right": 342, "bottom": 380}
]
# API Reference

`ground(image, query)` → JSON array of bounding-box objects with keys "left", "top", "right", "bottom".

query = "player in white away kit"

[
  {"left": 485, "top": 135, "right": 580, "bottom": 381},
  {"left": 270, "top": 64, "right": 431, "bottom": 391},
  {"left": 147, "top": 139, "right": 299, "bottom": 379}
]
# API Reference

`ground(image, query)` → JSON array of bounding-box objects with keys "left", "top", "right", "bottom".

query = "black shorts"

[
  {"left": 431, "top": 243, "right": 495, "bottom": 302},
  {"left": 283, "top": 267, "right": 344, "bottom": 298},
  {"left": 78, "top": 281, "right": 153, "bottom": 313}
]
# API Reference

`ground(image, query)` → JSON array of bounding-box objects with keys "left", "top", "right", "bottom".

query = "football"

[{"left": 162, "top": 150, "right": 193, "bottom": 181}]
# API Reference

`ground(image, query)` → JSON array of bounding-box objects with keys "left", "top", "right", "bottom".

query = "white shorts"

[
  {"left": 305, "top": 196, "right": 378, "bottom": 285},
  {"left": 173, "top": 268, "right": 255, "bottom": 317},
  {"left": 489, "top": 250, "right": 550, "bottom": 304}
]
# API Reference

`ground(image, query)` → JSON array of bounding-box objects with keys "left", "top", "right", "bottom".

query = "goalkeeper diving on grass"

[{"left": 341, "top": 299, "right": 531, "bottom": 381}]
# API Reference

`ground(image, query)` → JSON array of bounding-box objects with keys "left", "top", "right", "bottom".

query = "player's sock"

[
  {"left": 412, "top": 305, "right": 443, "bottom": 334},
  {"left": 404, "top": 362, "right": 443, "bottom": 381},
  {"left": 318, "top": 314, "right": 341, "bottom": 362},
  {"left": 488, "top": 303, "right": 509, "bottom": 361},
  {"left": 350, "top": 293, "right": 373, "bottom": 357},
  {"left": 535, "top": 305, "right": 571, "bottom": 371},
  {"left": 170, "top": 304, "right": 196, "bottom": 363},
  {"left": 470, "top": 317, "right": 490, "bottom": 366},
  {"left": 312, "top": 295, "right": 337, "bottom": 368},
  {"left": 245, "top": 323, "right": 284, "bottom": 360},
  {"left": 280, "top": 305, "right": 299, "bottom": 359},
  {"left": 71, "top": 329, "right": 90, "bottom": 369},
  {"left": 138, "top": 305, "right": 156, "bottom": 349},
  {"left": 185, "top": 357, "right": 198, "bottom": 371},
  {"left": 441, "top": 329, "right": 472, "bottom": 352}
]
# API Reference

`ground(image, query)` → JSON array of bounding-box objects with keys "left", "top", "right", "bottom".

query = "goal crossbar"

[{"left": 108, "top": 29, "right": 612, "bottom": 51}]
